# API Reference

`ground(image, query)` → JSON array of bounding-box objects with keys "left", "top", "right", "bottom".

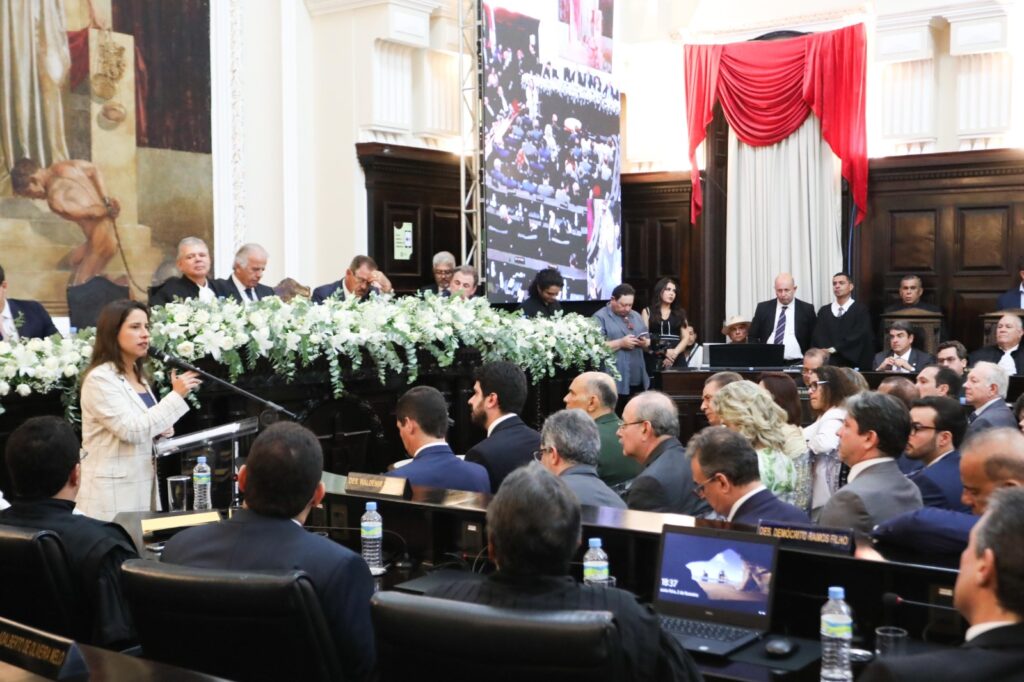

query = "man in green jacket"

[{"left": 564, "top": 371, "right": 642, "bottom": 486}]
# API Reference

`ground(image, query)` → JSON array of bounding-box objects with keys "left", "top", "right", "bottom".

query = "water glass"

[
  {"left": 874, "top": 626, "right": 908, "bottom": 658},
  {"left": 167, "top": 475, "right": 191, "bottom": 512}
]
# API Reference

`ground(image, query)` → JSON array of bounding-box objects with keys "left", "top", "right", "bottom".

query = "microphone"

[
  {"left": 882, "top": 592, "right": 958, "bottom": 613},
  {"left": 147, "top": 347, "right": 201, "bottom": 373},
  {"left": 146, "top": 346, "right": 299, "bottom": 420}
]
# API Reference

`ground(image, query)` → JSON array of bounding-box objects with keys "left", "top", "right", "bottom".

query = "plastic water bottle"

[
  {"left": 582, "top": 537, "right": 610, "bottom": 585},
  {"left": 192, "top": 456, "right": 212, "bottom": 511},
  {"left": 361, "top": 502, "right": 384, "bottom": 575},
  {"left": 820, "top": 586, "right": 854, "bottom": 681}
]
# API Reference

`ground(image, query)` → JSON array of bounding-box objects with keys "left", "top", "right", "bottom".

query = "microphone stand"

[{"left": 152, "top": 351, "right": 299, "bottom": 420}]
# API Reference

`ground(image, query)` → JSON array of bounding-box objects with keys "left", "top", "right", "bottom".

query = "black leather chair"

[
  {"left": 0, "top": 524, "right": 87, "bottom": 640},
  {"left": 120, "top": 559, "right": 344, "bottom": 682},
  {"left": 371, "top": 590, "right": 622, "bottom": 682},
  {"left": 66, "top": 276, "right": 129, "bottom": 330}
]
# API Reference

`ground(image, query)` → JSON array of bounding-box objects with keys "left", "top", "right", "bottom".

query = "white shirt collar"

[
  {"left": 831, "top": 298, "right": 855, "bottom": 316},
  {"left": 926, "top": 449, "right": 955, "bottom": 468},
  {"left": 965, "top": 621, "right": 1017, "bottom": 642},
  {"left": 343, "top": 279, "right": 356, "bottom": 300},
  {"left": 412, "top": 441, "right": 448, "bottom": 458},
  {"left": 727, "top": 485, "right": 767, "bottom": 522},
  {"left": 231, "top": 274, "right": 255, "bottom": 301},
  {"left": 1, "top": 300, "right": 18, "bottom": 341},
  {"left": 999, "top": 344, "right": 1020, "bottom": 355},
  {"left": 487, "top": 413, "right": 516, "bottom": 437},
  {"left": 847, "top": 456, "right": 894, "bottom": 483},
  {"left": 975, "top": 397, "right": 1005, "bottom": 414}
]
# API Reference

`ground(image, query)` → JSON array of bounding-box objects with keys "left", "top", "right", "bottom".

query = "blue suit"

[
  {"left": 871, "top": 507, "right": 977, "bottom": 555},
  {"left": 908, "top": 451, "right": 970, "bottom": 512},
  {"left": 731, "top": 488, "right": 810, "bottom": 527},
  {"left": 966, "top": 400, "right": 1018, "bottom": 439},
  {"left": 162, "top": 509, "right": 375, "bottom": 682},
  {"left": 996, "top": 285, "right": 1022, "bottom": 311},
  {"left": 386, "top": 443, "right": 490, "bottom": 493},
  {"left": 465, "top": 415, "right": 540, "bottom": 493},
  {"left": 7, "top": 299, "right": 58, "bottom": 339}
]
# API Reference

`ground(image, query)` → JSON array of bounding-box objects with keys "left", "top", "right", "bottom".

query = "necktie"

[
  {"left": 245, "top": 287, "right": 256, "bottom": 302},
  {"left": 773, "top": 305, "right": 788, "bottom": 344},
  {"left": 837, "top": 306, "right": 845, "bottom": 318},
  {"left": 968, "top": 411, "right": 978, "bottom": 424}
]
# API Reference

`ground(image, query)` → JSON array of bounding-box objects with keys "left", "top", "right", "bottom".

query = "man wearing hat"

[{"left": 722, "top": 315, "right": 751, "bottom": 343}]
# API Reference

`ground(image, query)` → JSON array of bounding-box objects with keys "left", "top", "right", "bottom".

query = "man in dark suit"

[
  {"left": 872, "top": 428, "right": 1024, "bottom": 555},
  {"left": 964, "top": 362, "right": 1017, "bottom": 439},
  {"left": 465, "top": 361, "right": 541, "bottom": 493},
  {"left": 0, "top": 263, "right": 58, "bottom": 340},
  {"left": 904, "top": 397, "right": 970, "bottom": 512},
  {"left": 149, "top": 237, "right": 229, "bottom": 306},
  {"left": 427, "top": 463, "right": 702, "bottom": 682},
  {"left": 873, "top": 320, "right": 935, "bottom": 372},
  {"left": 818, "top": 392, "right": 922, "bottom": 536},
  {"left": 687, "top": 426, "right": 808, "bottom": 526},
  {"left": 969, "top": 314, "right": 1024, "bottom": 376},
  {"left": 311, "top": 255, "right": 393, "bottom": 303},
  {"left": 916, "top": 365, "right": 963, "bottom": 399},
  {"left": 995, "top": 256, "right": 1023, "bottom": 310},
  {"left": 747, "top": 273, "right": 817, "bottom": 361},
  {"left": 162, "top": 423, "right": 375, "bottom": 682},
  {"left": 387, "top": 386, "right": 489, "bottom": 493},
  {"left": 538, "top": 409, "right": 626, "bottom": 509},
  {"left": 0, "top": 417, "right": 138, "bottom": 648},
  {"left": 811, "top": 272, "right": 874, "bottom": 368},
  {"left": 861, "top": 487, "right": 1024, "bottom": 682},
  {"left": 418, "top": 251, "right": 455, "bottom": 295},
  {"left": 619, "top": 391, "right": 709, "bottom": 516},
  {"left": 217, "top": 243, "right": 274, "bottom": 303}
]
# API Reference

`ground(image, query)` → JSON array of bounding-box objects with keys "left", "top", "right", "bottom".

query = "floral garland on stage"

[{"left": 0, "top": 294, "right": 614, "bottom": 415}]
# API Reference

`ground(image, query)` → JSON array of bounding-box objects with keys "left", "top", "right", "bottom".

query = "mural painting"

[{"left": 0, "top": 0, "right": 212, "bottom": 315}]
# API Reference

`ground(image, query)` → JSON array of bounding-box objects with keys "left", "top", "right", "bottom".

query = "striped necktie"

[{"left": 773, "top": 305, "right": 788, "bottom": 344}]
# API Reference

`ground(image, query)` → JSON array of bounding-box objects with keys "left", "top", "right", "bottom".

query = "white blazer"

[{"left": 78, "top": 362, "right": 189, "bottom": 521}]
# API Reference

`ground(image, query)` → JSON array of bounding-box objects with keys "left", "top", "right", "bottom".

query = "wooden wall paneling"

[
  {"left": 858, "top": 149, "right": 1024, "bottom": 352},
  {"left": 357, "top": 143, "right": 462, "bottom": 294}
]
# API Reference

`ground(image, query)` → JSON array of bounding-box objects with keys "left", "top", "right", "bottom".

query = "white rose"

[
  {"left": 63, "top": 365, "right": 78, "bottom": 377},
  {"left": 0, "top": 381, "right": 8, "bottom": 396},
  {"left": 309, "top": 333, "right": 322, "bottom": 345},
  {"left": 26, "top": 338, "right": 45, "bottom": 352},
  {"left": 193, "top": 310, "right": 211, "bottom": 325},
  {"left": 176, "top": 341, "right": 196, "bottom": 357},
  {"left": 16, "top": 383, "right": 31, "bottom": 397}
]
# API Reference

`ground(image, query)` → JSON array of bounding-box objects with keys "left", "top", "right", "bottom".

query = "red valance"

[{"left": 684, "top": 24, "right": 867, "bottom": 224}]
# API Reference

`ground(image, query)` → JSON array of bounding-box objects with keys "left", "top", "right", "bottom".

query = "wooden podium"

[{"left": 880, "top": 308, "right": 943, "bottom": 355}]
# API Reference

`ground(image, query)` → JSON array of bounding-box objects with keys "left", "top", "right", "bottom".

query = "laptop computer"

[
  {"left": 651, "top": 524, "right": 780, "bottom": 656},
  {"left": 706, "top": 343, "right": 786, "bottom": 369}
]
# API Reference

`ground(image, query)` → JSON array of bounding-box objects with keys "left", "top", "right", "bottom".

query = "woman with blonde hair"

[{"left": 711, "top": 381, "right": 803, "bottom": 504}]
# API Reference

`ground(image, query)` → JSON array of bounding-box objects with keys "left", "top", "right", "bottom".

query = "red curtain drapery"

[{"left": 684, "top": 24, "right": 867, "bottom": 225}]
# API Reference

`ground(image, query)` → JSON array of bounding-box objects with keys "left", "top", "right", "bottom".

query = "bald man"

[
  {"left": 747, "top": 272, "right": 818, "bottom": 360},
  {"left": 873, "top": 428, "right": 1024, "bottom": 555},
  {"left": 564, "top": 371, "right": 641, "bottom": 486}
]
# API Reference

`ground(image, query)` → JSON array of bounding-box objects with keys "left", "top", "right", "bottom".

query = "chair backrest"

[
  {"left": 371, "top": 590, "right": 622, "bottom": 682},
  {"left": 66, "top": 276, "right": 130, "bottom": 330},
  {"left": 0, "top": 524, "right": 86, "bottom": 640},
  {"left": 120, "top": 559, "right": 344, "bottom": 682}
]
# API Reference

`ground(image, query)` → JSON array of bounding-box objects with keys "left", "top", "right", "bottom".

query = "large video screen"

[{"left": 481, "top": 0, "right": 620, "bottom": 304}]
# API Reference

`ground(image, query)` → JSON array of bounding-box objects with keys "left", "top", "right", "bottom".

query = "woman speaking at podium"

[{"left": 77, "top": 300, "right": 201, "bottom": 521}]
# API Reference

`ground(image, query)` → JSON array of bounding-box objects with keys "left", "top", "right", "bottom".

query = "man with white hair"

[
  {"left": 964, "top": 361, "right": 1017, "bottom": 439},
  {"left": 970, "top": 314, "right": 1024, "bottom": 376},
  {"left": 218, "top": 243, "right": 274, "bottom": 303},
  {"left": 538, "top": 409, "right": 626, "bottom": 509},
  {"left": 420, "top": 251, "right": 456, "bottom": 295},
  {"left": 150, "top": 237, "right": 229, "bottom": 306}
]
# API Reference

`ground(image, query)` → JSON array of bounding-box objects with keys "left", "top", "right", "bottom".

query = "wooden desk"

[{"left": 0, "top": 643, "right": 232, "bottom": 682}]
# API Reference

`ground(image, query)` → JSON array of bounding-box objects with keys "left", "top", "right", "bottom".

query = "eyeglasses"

[
  {"left": 532, "top": 446, "right": 553, "bottom": 461},
  {"left": 910, "top": 424, "right": 937, "bottom": 434},
  {"left": 807, "top": 380, "right": 828, "bottom": 393},
  {"left": 693, "top": 472, "right": 722, "bottom": 498},
  {"left": 617, "top": 420, "right": 647, "bottom": 431}
]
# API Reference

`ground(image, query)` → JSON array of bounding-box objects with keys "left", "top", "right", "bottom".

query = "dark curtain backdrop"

[{"left": 112, "top": 0, "right": 211, "bottom": 153}]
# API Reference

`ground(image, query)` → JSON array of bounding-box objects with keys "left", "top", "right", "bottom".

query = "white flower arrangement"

[
  {"left": 0, "top": 330, "right": 94, "bottom": 417},
  {"left": 0, "top": 294, "right": 614, "bottom": 415}
]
